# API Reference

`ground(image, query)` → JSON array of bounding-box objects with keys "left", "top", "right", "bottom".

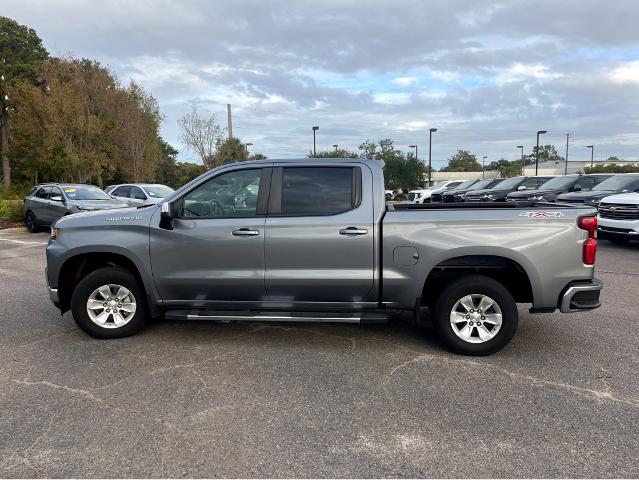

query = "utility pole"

[
  {"left": 564, "top": 133, "right": 570, "bottom": 175},
  {"left": 586, "top": 145, "right": 594, "bottom": 168},
  {"left": 227, "top": 104, "right": 233, "bottom": 139},
  {"left": 535, "top": 130, "right": 547, "bottom": 176},
  {"left": 482, "top": 156, "right": 487, "bottom": 179},
  {"left": 428, "top": 128, "right": 437, "bottom": 187},
  {"left": 517, "top": 145, "right": 524, "bottom": 175},
  {"left": 333, "top": 144, "right": 338, "bottom": 153},
  {"left": 312, "top": 126, "right": 319, "bottom": 157}
]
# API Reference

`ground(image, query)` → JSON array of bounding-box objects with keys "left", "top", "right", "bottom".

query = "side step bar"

[{"left": 164, "top": 309, "right": 387, "bottom": 324}]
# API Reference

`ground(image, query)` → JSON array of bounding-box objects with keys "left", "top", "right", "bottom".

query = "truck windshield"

[
  {"left": 592, "top": 175, "right": 639, "bottom": 191},
  {"left": 63, "top": 186, "right": 112, "bottom": 200},
  {"left": 143, "top": 185, "right": 175, "bottom": 198},
  {"left": 454, "top": 180, "right": 477, "bottom": 190},
  {"left": 493, "top": 177, "right": 523, "bottom": 189},
  {"left": 467, "top": 179, "right": 496, "bottom": 191},
  {"left": 539, "top": 176, "right": 577, "bottom": 190}
]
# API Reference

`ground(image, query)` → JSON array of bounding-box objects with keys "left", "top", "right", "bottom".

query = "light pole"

[
  {"left": 312, "top": 126, "right": 319, "bottom": 157},
  {"left": 333, "top": 144, "right": 338, "bottom": 154},
  {"left": 245, "top": 142, "right": 253, "bottom": 156},
  {"left": 428, "top": 128, "right": 437, "bottom": 187},
  {"left": 482, "top": 156, "right": 487, "bottom": 179},
  {"left": 517, "top": 145, "right": 524, "bottom": 175},
  {"left": 586, "top": 145, "right": 594, "bottom": 167},
  {"left": 409, "top": 144, "right": 418, "bottom": 161},
  {"left": 535, "top": 130, "right": 547, "bottom": 176}
]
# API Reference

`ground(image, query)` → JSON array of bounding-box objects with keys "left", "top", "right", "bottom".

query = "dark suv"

[
  {"left": 506, "top": 174, "right": 612, "bottom": 203},
  {"left": 443, "top": 178, "right": 505, "bottom": 202},
  {"left": 463, "top": 176, "right": 554, "bottom": 202},
  {"left": 23, "top": 183, "right": 128, "bottom": 232},
  {"left": 556, "top": 174, "right": 639, "bottom": 206}
]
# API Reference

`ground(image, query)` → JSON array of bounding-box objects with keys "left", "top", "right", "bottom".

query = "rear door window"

[
  {"left": 277, "top": 167, "right": 358, "bottom": 216},
  {"left": 575, "top": 176, "right": 596, "bottom": 191}
]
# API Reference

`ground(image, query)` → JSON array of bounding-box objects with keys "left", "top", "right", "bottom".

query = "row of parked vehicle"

[
  {"left": 22, "top": 182, "right": 174, "bottom": 233},
  {"left": 408, "top": 173, "right": 639, "bottom": 244}
]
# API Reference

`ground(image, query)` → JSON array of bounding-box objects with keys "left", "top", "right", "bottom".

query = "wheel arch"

[{"left": 421, "top": 254, "right": 536, "bottom": 307}]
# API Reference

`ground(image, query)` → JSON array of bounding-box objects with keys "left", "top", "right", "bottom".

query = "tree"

[
  {"left": 249, "top": 153, "right": 267, "bottom": 160},
  {"left": 584, "top": 162, "right": 639, "bottom": 174},
  {"left": 178, "top": 107, "right": 224, "bottom": 169},
  {"left": 358, "top": 138, "right": 426, "bottom": 191},
  {"left": 441, "top": 150, "right": 482, "bottom": 172},
  {"left": 0, "top": 16, "right": 49, "bottom": 188},
  {"left": 308, "top": 148, "right": 359, "bottom": 159},
  {"left": 154, "top": 139, "right": 180, "bottom": 187},
  {"left": 486, "top": 158, "right": 521, "bottom": 177},
  {"left": 523, "top": 144, "right": 564, "bottom": 166},
  {"left": 214, "top": 137, "right": 248, "bottom": 163}
]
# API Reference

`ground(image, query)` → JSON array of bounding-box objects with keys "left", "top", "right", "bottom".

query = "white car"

[
  {"left": 407, "top": 180, "right": 466, "bottom": 204},
  {"left": 597, "top": 192, "right": 639, "bottom": 245},
  {"left": 105, "top": 183, "right": 175, "bottom": 206}
]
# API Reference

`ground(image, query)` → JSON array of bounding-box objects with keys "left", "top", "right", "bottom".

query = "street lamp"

[
  {"left": 245, "top": 142, "right": 253, "bottom": 156},
  {"left": 586, "top": 145, "right": 594, "bottom": 167},
  {"left": 517, "top": 145, "right": 524, "bottom": 175},
  {"left": 409, "top": 144, "right": 418, "bottom": 161},
  {"left": 428, "top": 128, "right": 437, "bottom": 187},
  {"left": 482, "top": 156, "right": 488, "bottom": 179},
  {"left": 312, "top": 126, "right": 319, "bottom": 157},
  {"left": 333, "top": 144, "right": 338, "bottom": 153},
  {"left": 535, "top": 130, "right": 547, "bottom": 175}
]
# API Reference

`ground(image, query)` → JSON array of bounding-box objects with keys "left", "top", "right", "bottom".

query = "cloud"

[{"left": 3, "top": 0, "right": 639, "bottom": 163}]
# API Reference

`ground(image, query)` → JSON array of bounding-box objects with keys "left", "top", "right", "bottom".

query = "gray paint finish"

[{"left": 47, "top": 158, "right": 598, "bottom": 316}]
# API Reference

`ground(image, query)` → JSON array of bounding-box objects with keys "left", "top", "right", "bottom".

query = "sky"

[{"left": 4, "top": 0, "right": 639, "bottom": 168}]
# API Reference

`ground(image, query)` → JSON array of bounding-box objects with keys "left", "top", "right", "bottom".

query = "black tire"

[
  {"left": 71, "top": 266, "right": 147, "bottom": 339},
  {"left": 432, "top": 275, "right": 518, "bottom": 356},
  {"left": 608, "top": 235, "right": 630, "bottom": 245},
  {"left": 25, "top": 211, "right": 39, "bottom": 233}
]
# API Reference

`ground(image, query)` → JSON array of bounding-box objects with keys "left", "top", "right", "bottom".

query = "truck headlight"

[
  {"left": 531, "top": 195, "right": 544, "bottom": 201},
  {"left": 482, "top": 194, "right": 494, "bottom": 200},
  {"left": 587, "top": 199, "right": 601, "bottom": 206}
]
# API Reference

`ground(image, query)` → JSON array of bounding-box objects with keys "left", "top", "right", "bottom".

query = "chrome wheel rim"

[
  {"left": 86, "top": 284, "right": 136, "bottom": 329},
  {"left": 450, "top": 294, "right": 502, "bottom": 344}
]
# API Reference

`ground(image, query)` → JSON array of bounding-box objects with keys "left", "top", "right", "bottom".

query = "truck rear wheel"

[
  {"left": 71, "top": 266, "right": 147, "bottom": 339},
  {"left": 432, "top": 275, "right": 518, "bottom": 356}
]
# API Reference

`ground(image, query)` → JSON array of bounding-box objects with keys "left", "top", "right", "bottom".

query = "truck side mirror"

[{"left": 160, "top": 201, "right": 175, "bottom": 230}]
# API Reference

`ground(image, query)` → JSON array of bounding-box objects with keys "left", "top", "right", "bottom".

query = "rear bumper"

[{"left": 559, "top": 278, "right": 603, "bottom": 313}]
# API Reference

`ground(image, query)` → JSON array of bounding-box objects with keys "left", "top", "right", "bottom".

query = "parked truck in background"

[
  {"left": 597, "top": 192, "right": 639, "bottom": 244},
  {"left": 45, "top": 158, "right": 602, "bottom": 356}
]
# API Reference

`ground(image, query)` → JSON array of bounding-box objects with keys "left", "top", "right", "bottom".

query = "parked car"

[
  {"left": 105, "top": 183, "right": 175, "bottom": 206},
  {"left": 23, "top": 183, "right": 129, "bottom": 233},
  {"left": 431, "top": 179, "right": 481, "bottom": 203},
  {"left": 556, "top": 174, "right": 639, "bottom": 206},
  {"left": 506, "top": 174, "right": 612, "bottom": 203},
  {"left": 442, "top": 178, "right": 504, "bottom": 203},
  {"left": 46, "top": 158, "right": 601, "bottom": 356},
  {"left": 463, "top": 176, "right": 554, "bottom": 202},
  {"left": 597, "top": 192, "right": 639, "bottom": 244},
  {"left": 408, "top": 180, "right": 466, "bottom": 204}
]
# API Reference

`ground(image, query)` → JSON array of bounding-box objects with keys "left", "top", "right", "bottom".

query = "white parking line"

[{"left": 0, "top": 238, "right": 48, "bottom": 246}]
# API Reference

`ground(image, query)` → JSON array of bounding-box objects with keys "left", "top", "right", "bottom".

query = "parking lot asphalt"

[{"left": 0, "top": 227, "right": 638, "bottom": 478}]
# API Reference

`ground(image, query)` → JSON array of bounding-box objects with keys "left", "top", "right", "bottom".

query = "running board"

[{"left": 164, "top": 309, "right": 387, "bottom": 324}]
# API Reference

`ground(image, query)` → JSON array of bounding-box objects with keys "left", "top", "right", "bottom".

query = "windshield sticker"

[
  {"left": 519, "top": 211, "right": 564, "bottom": 218},
  {"left": 64, "top": 188, "right": 77, "bottom": 193}
]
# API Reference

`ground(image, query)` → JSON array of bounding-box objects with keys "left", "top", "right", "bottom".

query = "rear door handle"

[
  {"left": 339, "top": 227, "right": 368, "bottom": 236},
  {"left": 232, "top": 228, "right": 260, "bottom": 236}
]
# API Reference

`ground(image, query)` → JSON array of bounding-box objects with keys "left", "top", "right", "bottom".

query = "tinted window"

[
  {"left": 130, "top": 186, "right": 146, "bottom": 199},
  {"left": 593, "top": 175, "right": 639, "bottom": 191},
  {"left": 143, "top": 185, "right": 174, "bottom": 198},
  {"left": 182, "top": 168, "right": 262, "bottom": 218},
  {"left": 281, "top": 167, "right": 355, "bottom": 216},
  {"left": 444, "top": 182, "right": 463, "bottom": 190},
  {"left": 113, "top": 186, "right": 131, "bottom": 198},
  {"left": 50, "top": 187, "right": 64, "bottom": 199},
  {"left": 574, "top": 176, "right": 595, "bottom": 190},
  {"left": 62, "top": 186, "right": 112, "bottom": 200},
  {"left": 36, "top": 187, "right": 51, "bottom": 199},
  {"left": 496, "top": 177, "right": 524, "bottom": 189},
  {"left": 522, "top": 178, "right": 539, "bottom": 189}
]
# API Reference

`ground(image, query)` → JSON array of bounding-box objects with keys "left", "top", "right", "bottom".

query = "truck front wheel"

[
  {"left": 71, "top": 266, "right": 147, "bottom": 339},
  {"left": 432, "top": 275, "right": 518, "bottom": 356}
]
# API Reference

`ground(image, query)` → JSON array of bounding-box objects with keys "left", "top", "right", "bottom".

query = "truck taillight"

[
  {"left": 583, "top": 238, "right": 597, "bottom": 265},
  {"left": 578, "top": 215, "right": 597, "bottom": 265},
  {"left": 578, "top": 215, "right": 597, "bottom": 239}
]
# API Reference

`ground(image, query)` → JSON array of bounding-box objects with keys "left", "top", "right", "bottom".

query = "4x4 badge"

[{"left": 519, "top": 211, "right": 564, "bottom": 218}]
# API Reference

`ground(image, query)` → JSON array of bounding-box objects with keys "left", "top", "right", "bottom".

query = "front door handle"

[
  {"left": 339, "top": 227, "right": 368, "bottom": 236},
  {"left": 232, "top": 228, "right": 260, "bottom": 236}
]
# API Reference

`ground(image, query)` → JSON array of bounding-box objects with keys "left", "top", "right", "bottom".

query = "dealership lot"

[{"left": 0, "top": 229, "right": 638, "bottom": 477}]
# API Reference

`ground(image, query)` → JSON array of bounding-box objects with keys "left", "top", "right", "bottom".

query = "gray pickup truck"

[{"left": 45, "top": 159, "right": 602, "bottom": 355}]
